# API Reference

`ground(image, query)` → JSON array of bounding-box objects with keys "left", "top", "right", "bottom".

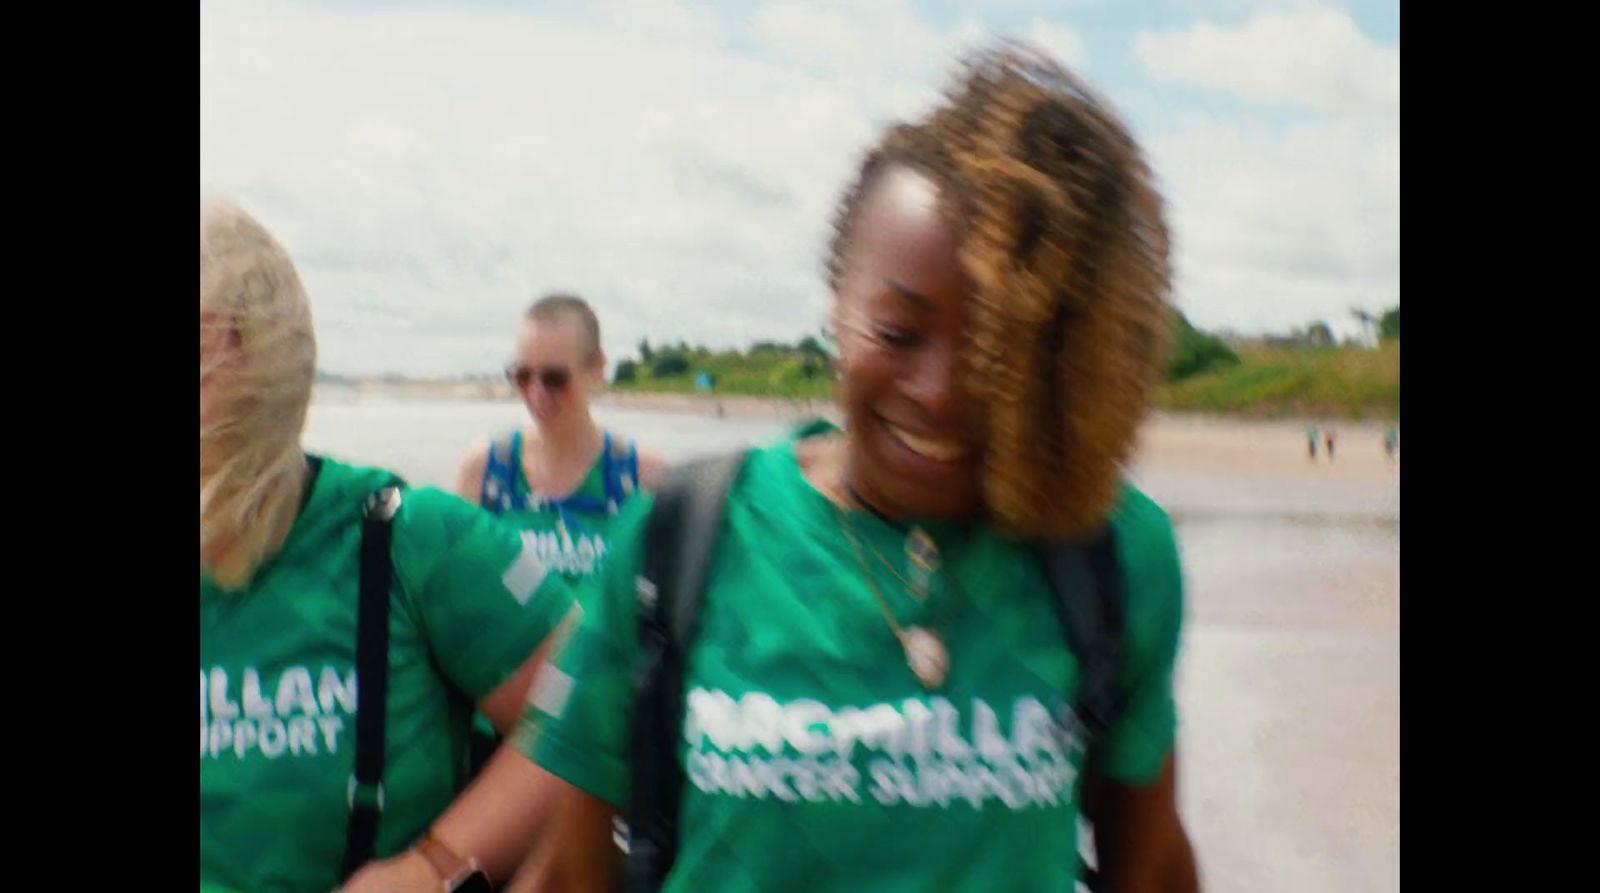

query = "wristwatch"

[{"left": 414, "top": 831, "right": 495, "bottom": 893}]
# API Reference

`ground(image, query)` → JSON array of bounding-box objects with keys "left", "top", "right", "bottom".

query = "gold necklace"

[
  {"left": 842, "top": 482, "right": 941, "bottom": 602},
  {"left": 835, "top": 505, "right": 951, "bottom": 691}
]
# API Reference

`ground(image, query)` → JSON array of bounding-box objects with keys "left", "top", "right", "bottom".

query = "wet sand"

[
  {"left": 306, "top": 392, "right": 1401, "bottom": 892},
  {"left": 597, "top": 390, "right": 1400, "bottom": 483},
  {"left": 1131, "top": 416, "right": 1399, "bottom": 893},
  {"left": 1136, "top": 412, "right": 1397, "bottom": 483}
]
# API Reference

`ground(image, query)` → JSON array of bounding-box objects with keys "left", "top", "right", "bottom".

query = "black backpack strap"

[
  {"left": 624, "top": 450, "right": 749, "bottom": 893},
  {"left": 342, "top": 484, "right": 404, "bottom": 880},
  {"left": 1041, "top": 528, "right": 1126, "bottom": 893},
  {"left": 1041, "top": 528, "right": 1126, "bottom": 749}
]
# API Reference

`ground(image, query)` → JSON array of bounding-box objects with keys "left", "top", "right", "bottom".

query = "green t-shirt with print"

[
  {"left": 480, "top": 429, "right": 641, "bottom": 584},
  {"left": 201, "top": 456, "right": 574, "bottom": 893},
  {"left": 517, "top": 423, "right": 1185, "bottom": 892}
]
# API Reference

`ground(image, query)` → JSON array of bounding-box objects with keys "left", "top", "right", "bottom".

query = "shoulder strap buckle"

[
  {"left": 624, "top": 449, "right": 749, "bottom": 891},
  {"left": 365, "top": 486, "right": 403, "bottom": 522},
  {"left": 347, "top": 775, "right": 387, "bottom": 813}
]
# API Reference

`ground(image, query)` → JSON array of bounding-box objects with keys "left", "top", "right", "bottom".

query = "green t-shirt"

[
  {"left": 483, "top": 429, "right": 640, "bottom": 583},
  {"left": 201, "top": 456, "right": 574, "bottom": 893},
  {"left": 518, "top": 424, "right": 1185, "bottom": 892}
]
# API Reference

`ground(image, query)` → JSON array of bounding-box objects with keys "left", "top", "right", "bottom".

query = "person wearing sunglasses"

[
  {"left": 448, "top": 294, "right": 667, "bottom": 809},
  {"left": 456, "top": 293, "right": 667, "bottom": 585},
  {"left": 320, "top": 294, "right": 668, "bottom": 893},
  {"left": 201, "top": 197, "right": 576, "bottom": 893}
]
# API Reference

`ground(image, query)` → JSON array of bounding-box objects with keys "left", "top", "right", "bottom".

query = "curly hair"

[{"left": 827, "top": 41, "right": 1173, "bottom": 540}]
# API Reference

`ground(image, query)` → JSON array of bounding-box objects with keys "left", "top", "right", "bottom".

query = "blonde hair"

[{"left": 200, "top": 197, "right": 317, "bottom": 589}]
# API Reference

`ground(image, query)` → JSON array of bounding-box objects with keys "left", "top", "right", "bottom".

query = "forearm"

[
  {"left": 1088, "top": 757, "right": 1200, "bottom": 893},
  {"left": 428, "top": 746, "right": 562, "bottom": 883},
  {"left": 1096, "top": 821, "right": 1199, "bottom": 893},
  {"left": 503, "top": 787, "right": 622, "bottom": 893}
]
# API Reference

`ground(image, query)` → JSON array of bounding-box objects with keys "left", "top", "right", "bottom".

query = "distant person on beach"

[
  {"left": 697, "top": 369, "right": 725, "bottom": 417},
  {"left": 1307, "top": 424, "right": 1320, "bottom": 461},
  {"left": 455, "top": 293, "right": 668, "bottom": 583},
  {"left": 1325, "top": 428, "right": 1337, "bottom": 462},
  {"left": 201, "top": 198, "right": 575, "bottom": 893},
  {"left": 1384, "top": 426, "right": 1399, "bottom": 466}
]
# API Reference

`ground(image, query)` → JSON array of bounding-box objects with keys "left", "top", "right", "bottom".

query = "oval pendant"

[{"left": 900, "top": 626, "right": 950, "bottom": 690}]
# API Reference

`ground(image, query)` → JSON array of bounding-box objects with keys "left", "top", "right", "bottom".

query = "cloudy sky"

[{"left": 201, "top": 0, "right": 1399, "bottom": 377}]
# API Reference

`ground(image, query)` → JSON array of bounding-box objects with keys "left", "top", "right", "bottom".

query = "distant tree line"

[
  {"left": 613, "top": 333, "right": 834, "bottom": 385},
  {"left": 613, "top": 304, "right": 1397, "bottom": 388}
]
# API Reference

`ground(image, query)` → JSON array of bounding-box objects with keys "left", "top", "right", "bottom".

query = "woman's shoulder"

[
  {"left": 1102, "top": 482, "right": 1180, "bottom": 585},
  {"left": 1109, "top": 482, "right": 1174, "bottom": 544},
  {"left": 1107, "top": 482, "right": 1183, "bottom": 615},
  {"left": 304, "top": 454, "right": 406, "bottom": 506},
  {"left": 729, "top": 421, "right": 831, "bottom": 497},
  {"left": 393, "top": 485, "right": 504, "bottom": 544}
]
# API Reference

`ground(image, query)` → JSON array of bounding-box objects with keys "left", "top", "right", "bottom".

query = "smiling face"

[
  {"left": 832, "top": 164, "right": 984, "bottom": 522},
  {"left": 511, "top": 313, "right": 604, "bottom": 432}
]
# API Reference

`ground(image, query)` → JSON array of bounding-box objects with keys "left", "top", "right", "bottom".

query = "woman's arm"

[
  {"left": 339, "top": 634, "right": 580, "bottom": 893},
  {"left": 502, "top": 783, "right": 622, "bottom": 893},
  {"left": 1084, "top": 754, "right": 1201, "bottom": 893},
  {"left": 337, "top": 746, "right": 577, "bottom": 891},
  {"left": 478, "top": 608, "right": 580, "bottom": 732}
]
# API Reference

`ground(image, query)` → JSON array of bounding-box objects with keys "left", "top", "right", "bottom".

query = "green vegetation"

[
  {"left": 1156, "top": 340, "right": 1399, "bottom": 420},
  {"left": 1169, "top": 314, "right": 1241, "bottom": 382},
  {"left": 1379, "top": 307, "right": 1399, "bottom": 341},
  {"left": 610, "top": 337, "right": 838, "bottom": 400},
  {"left": 610, "top": 304, "right": 1400, "bottom": 420}
]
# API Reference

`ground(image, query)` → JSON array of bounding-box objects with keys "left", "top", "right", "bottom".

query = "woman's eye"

[{"left": 877, "top": 327, "right": 922, "bottom": 348}]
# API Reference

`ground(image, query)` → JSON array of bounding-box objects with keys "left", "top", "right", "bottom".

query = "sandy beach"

[
  {"left": 593, "top": 390, "right": 1398, "bottom": 483},
  {"left": 329, "top": 383, "right": 1400, "bottom": 484},
  {"left": 305, "top": 388, "right": 1400, "bottom": 893}
]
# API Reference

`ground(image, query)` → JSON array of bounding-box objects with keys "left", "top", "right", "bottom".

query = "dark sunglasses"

[{"left": 506, "top": 364, "right": 572, "bottom": 392}]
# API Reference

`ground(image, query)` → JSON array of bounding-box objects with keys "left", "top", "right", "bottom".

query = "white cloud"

[
  {"left": 1148, "top": 114, "right": 1399, "bottom": 337},
  {"left": 1132, "top": 6, "right": 1398, "bottom": 121},
  {"left": 750, "top": 0, "right": 967, "bottom": 121},
  {"left": 1130, "top": 5, "right": 1399, "bottom": 336},
  {"left": 595, "top": 0, "right": 730, "bottom": 49},
  {"left": 201, "top": 0, "right": 959, "bottom": 375},
  {"left": 1167, "top": 0, "right": 1349, "bottom": 14},
  {"left": 201, "top": 0, "right": 1399, "bottom": 373},
  {"left": 1026, "top": 19, "right": 1090, "bottom": 69}
]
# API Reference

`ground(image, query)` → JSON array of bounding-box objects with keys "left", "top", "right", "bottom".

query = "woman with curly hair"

[{"left": 345, "top": 40, "right": 1200, "bottom": 893}]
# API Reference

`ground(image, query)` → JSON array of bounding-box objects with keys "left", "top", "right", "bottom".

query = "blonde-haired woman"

[{"left": 200, "top": 197, "right": 574, "bottom": 893}]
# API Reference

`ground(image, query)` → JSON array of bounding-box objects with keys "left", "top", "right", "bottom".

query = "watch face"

[{"left": 454, "top": 870, "right": 495, "bottom": 893}]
